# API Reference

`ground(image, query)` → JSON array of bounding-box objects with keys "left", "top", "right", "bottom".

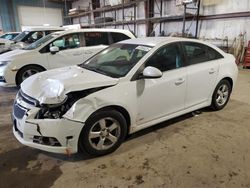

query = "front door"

[
  {"left": 47, "top": 33, "right": 84, "bottom": 69},
  {"left": 136, "top": 43, "right": 187, "bottom": 125}
]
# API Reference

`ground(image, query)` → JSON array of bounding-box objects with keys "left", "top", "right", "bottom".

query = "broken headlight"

[
  {"left": 35, "top": 99, "right": 70, "bottom": 119},
  {"left": 35, "top": 87, "right": 109, "bottom": 119}
]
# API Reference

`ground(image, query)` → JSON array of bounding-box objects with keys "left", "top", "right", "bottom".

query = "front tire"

[
  {"left": 16, "top": 65, "right": 44, "bottom": 86},
  {"left": 210, "top": 79, "right": 232, "bottom": 111},
  {"left": 78, "top": 109, "right": 127, "bottom": 156}
]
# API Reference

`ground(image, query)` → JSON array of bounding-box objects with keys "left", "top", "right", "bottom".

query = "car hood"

[
  {"left": 21, "top": 66, "right": 119, "bottom": 104},
  {"left": 0, "top": 49, "right": 30, "bottom": 61},
  {"left": 0, "top": 38, "right": 13, "bottom": 44}
]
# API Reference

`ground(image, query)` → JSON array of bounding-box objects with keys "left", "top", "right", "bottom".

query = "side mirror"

[
  {"left": 50, "top": 46, "right": 59, "bottom": 54},
  {"left": 142, "top": 66, "right": 162, "bottom": 79}
]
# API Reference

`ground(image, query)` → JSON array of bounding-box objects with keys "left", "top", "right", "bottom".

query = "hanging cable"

[{"left": 43, "top": 0, "right": 46, "bottom": 25}]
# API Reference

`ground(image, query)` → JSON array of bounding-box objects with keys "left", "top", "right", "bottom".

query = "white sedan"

[{"left": 12, "top": 37, "right": 238, "bottom": 156}]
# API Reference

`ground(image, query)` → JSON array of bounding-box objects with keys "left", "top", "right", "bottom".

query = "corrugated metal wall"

[{"left": 71, "top": 0, "right": 250, "bottom": 42}]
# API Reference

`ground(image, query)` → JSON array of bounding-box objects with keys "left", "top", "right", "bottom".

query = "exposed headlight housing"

[
  {"left": 35, "top": 87, "right": 109, "bottom": 119},
  {"left": 37, "top": 98, "right": 68, "bottom": 119},
  {"left": 0, "top": 61, "right": 10, "bottom": 67}
]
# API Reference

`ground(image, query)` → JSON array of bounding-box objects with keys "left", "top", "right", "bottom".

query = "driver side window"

[
  {"left": 145, "top": 43, "right": 184, "bottom": 72},
  {"left": 50, "top": 34, "right": 80, "bottom": 50}
]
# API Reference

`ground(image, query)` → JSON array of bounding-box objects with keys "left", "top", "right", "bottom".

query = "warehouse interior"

[{"left": 0, "top": 0, "right": 250, "bottom": 187}]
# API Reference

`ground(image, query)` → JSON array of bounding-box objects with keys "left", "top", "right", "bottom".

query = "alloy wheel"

[
  {"left": 88, "top": 117, "right": 121, "bottom": 151},
  {"left": 21, "top": 69, "right": 39, "bottom": 81},
  {"left": 216, "top": 84, "right": 229, "bottom": 106}
]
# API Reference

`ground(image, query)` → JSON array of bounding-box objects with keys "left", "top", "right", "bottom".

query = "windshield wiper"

[
  {"left": 80, "top": 64, "right": 110, "bottom": 76},
  {"left": 79, "top": 64, "right": 121, "bottom": 78}
]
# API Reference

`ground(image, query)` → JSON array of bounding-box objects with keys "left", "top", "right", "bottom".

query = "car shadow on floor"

[
  {"left": 0, "top": 86, "right": 19, "bottom": 93},
  {"left": 0, "top": 147, "right": 63, "bottom": 188},
  {"left": 45, "top": 109, "right": 210, "bottom": 161}
]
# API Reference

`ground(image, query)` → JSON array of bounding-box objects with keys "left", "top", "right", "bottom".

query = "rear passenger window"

[
  {"left": 111, "top": 32, "right": 130, "bottom": 43},
  {"left": 183, "top": 42, "right": 223, "bottom": 65},
  {"left": 45, "top": 30, "right": 60, "bottom": 35},
  {"left": 50, "top": 34, "right": 80, "bottom": 50},
  {"left": 84, "top": 32, "right": 109, "bottom": 46}
]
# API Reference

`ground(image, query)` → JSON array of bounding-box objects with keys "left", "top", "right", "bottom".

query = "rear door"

[
  {"left": 81, "top": 32, "right": 110, "bottom": 61},
  {"left": 110, "top": 32, "right": 131, "bottom": 44},
  {"left": 182, "top": 42, "right": 224, "bottom": 108}
]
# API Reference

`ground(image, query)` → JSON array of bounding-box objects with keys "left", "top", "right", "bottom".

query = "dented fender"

[
  {"left": 63, "top": 82, "right": 138, "bottom": 130},
  {"left": 64, "top": 96, "right": 115, "bottom": 123}
]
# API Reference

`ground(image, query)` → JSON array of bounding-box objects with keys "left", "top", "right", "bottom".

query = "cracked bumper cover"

[{"left": 12, "top": 107, "right": 84, "bottom": 154}]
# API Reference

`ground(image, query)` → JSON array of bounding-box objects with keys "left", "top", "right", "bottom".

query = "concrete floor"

[{"left": 0, "top": 68, "right": 250, "bottom": 188}]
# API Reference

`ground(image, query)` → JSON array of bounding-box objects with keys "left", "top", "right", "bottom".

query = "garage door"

[
  {"left": 0, "top": 16, "right": 3, "bottom": 33},
  {"left": 18, "top": 6, "right": 63, "bottom": 27}
]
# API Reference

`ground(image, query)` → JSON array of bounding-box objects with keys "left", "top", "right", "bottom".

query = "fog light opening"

[{"left": 33, "top": 136, "right": 61, "bottom": 146}]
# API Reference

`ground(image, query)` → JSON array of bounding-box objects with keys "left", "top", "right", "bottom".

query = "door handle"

[
  {"left": 209, "top": 68, "right": 216, "bottom": 74},
  {"left": 84, "top": 51, "right": 93, "bottom": 54},
  {"left": 175, "top": 78, "right": 185, "bottom": 85},
  {"left": 72, "top": 52, "right": 83, "bottom": 56}
]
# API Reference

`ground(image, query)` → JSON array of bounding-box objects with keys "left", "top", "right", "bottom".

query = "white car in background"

[
  {"left": 0, "top": 32, "right": 20, "bottom": 54},
  {"left": 10, "top": 27, "right": 65, "bottom": 50},
  {"left": 0, "top": 27, "right": 64, "bottom": 54},
  {"left": 0, "top": 32, "right": 20, "bottom": 40},
  {"left": 0, "top": 38, "right": 14, "bottom": 54},
  {"left": 0, "top": 28, "right": 135, "bottom": 86},
  {"left": 12, "top": 37, "right": 238, "bottom": 156}
]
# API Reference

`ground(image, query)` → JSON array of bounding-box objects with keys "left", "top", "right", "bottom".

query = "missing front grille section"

[
  {"left": 0, "top": 76, "right": 6, "bottom": 82},
  {"left": 13, "top": 102, "right": 26, "bottom": 119}
]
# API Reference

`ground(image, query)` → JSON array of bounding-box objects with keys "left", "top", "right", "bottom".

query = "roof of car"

[
  {"left": 119, "top": 37, "right": 210, "bottom": 47},
  {"left": 4, "top": 32, "right": 20, "bottom": 34},
  {"left": 23, "top": 27, "right": 64, "bottom": 31},
  {"left": 54, "top": 28, "right": 134, "bottom": 35}
]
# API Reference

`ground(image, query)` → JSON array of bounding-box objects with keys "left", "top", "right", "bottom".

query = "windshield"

[
  {"left": 79, "top": 43, "right": 152, "bottom": 78},
  {"left": 24, "top": 33, "right": 56, "bottom": 50},
  {"left": 0, "top": 33, "right": 19, "bottom": 40},
  {"left": 13, "top": 31, "right": 29, "bottom": 42}
]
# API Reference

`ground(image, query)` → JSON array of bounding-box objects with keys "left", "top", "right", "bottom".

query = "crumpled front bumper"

[
  {"left": 0, "top": 65, "right": 16, "bottom": 87},
  {"left": 12, "top": 102, "right": 84, "bottom": 154}
]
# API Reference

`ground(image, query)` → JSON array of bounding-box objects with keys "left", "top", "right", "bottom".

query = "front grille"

[
  {"left": 13, "top": 102, "right": 26, "bottom": 119},
  {"left": 18, "top": 90, "right": 39, "bottom": 107},
  {"left": 0, "top": 76, "right": 6, "bottom": 82}
]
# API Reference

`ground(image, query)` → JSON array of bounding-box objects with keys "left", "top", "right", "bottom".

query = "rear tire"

[
  {"left": 210, "top": 79, "right": 232, "bottom": 111},
  {"left": 16, "top": 65, "right": 44, "bottom": 86},
  {"left": 78, "top": 109, "right": 127, "bottom": 156}
]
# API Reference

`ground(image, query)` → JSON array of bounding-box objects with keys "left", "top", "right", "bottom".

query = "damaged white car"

[{"left": 12, "top": 37, "right": 238, "bottom": 156}]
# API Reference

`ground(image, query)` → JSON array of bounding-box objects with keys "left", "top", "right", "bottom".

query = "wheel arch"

[
  {"left": 220, "top": 77, "right": 233, "bottom": 89},
  {"left": 15, "top": 64, "right": 46, "bottom": 85}
]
